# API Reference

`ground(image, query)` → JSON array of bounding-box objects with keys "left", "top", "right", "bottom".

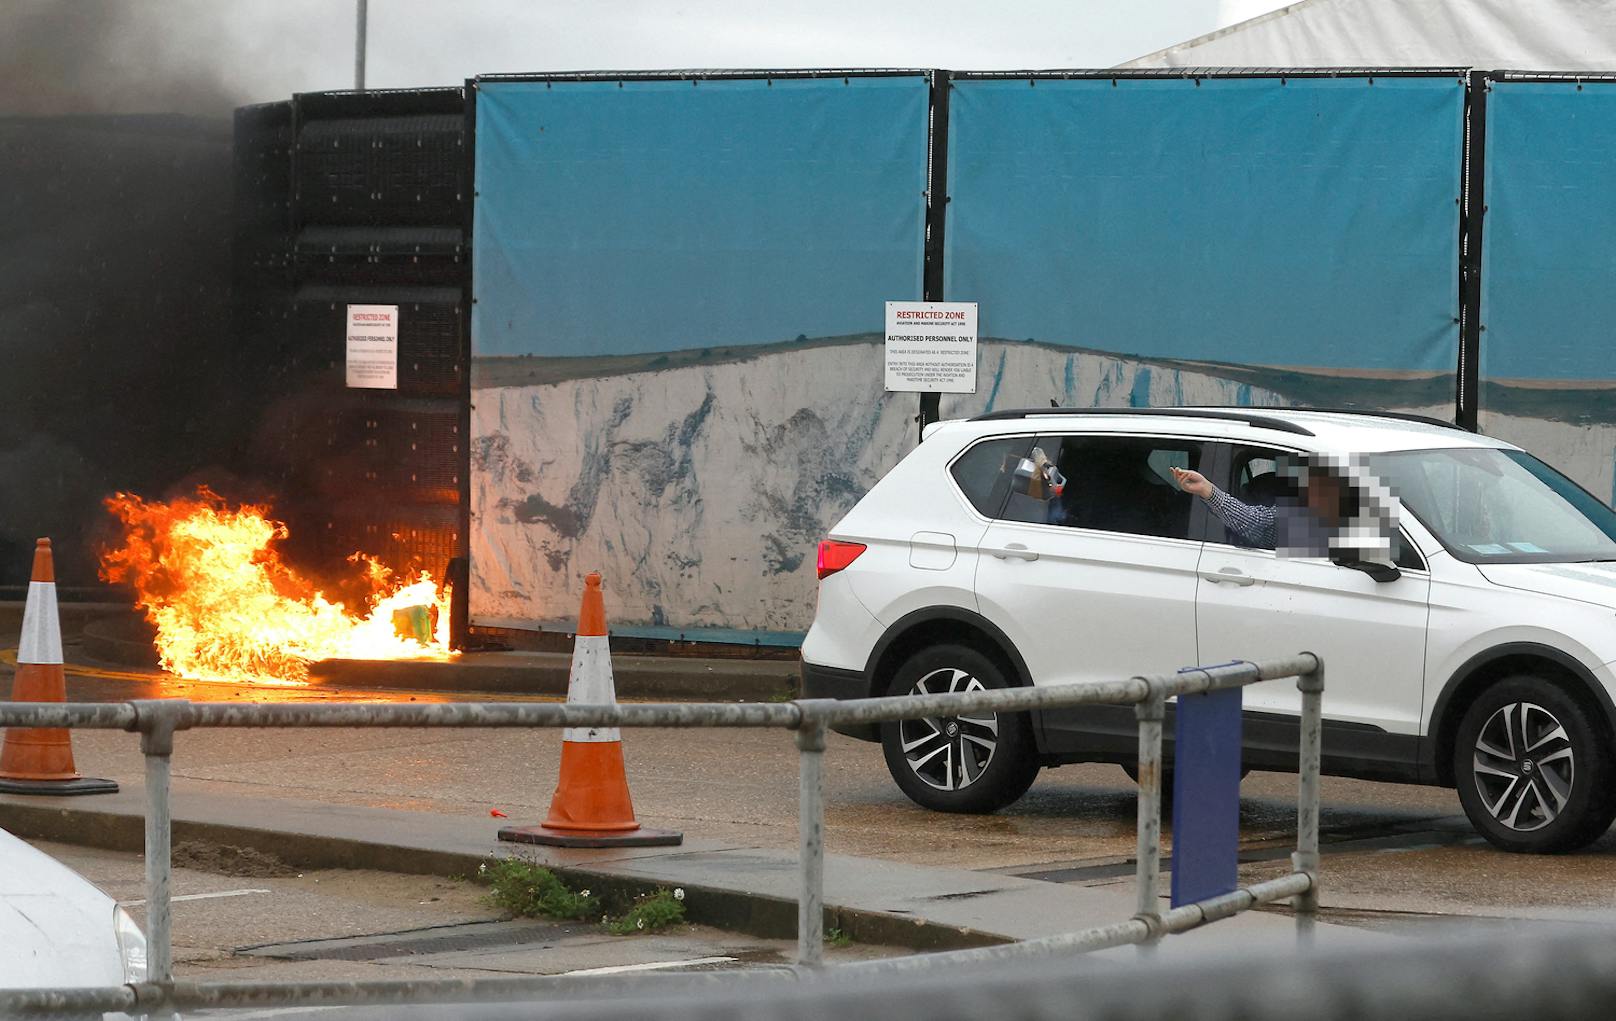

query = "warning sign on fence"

[
  {"left": 884, "top": 301, "right": 978, "bottom": 394},
  {"left": 346, "top": 304, "right": 399, "bottom": 390}
]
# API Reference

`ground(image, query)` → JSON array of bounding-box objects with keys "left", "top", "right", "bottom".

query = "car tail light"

[{"left": 816, "top": 540, "right": 867, "bottom": 580}]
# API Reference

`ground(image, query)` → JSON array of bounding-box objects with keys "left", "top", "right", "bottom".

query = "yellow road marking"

[
  {"left": 0, "top": 647, "right": 164, "bottom": 682},
  {"left": 1, "top": 647, "right": 570, "bottom": 703}
]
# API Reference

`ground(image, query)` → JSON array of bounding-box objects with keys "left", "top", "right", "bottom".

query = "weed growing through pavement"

[
  {"left": 826, "top": 927, "right": 854, "bottom": 948},
  {"left": 480, "top": 859, "right": 689, "bottom": 935},
  {"left": 479, "top": 857, "right": 600, "bottom": 921},
  {"left": 607, "top": 887, "right": 687, "bottom": 935}
]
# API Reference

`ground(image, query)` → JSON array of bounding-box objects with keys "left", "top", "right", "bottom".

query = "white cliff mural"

[
  {"left": 472, "top": 335, "right": 1615, "bottom": 641},
  {"left": 472, "top": 337, "right": 1312, "bottom": 637},
  {"left": 1483, "top": 409, "right": 1616, "bottom": 508},
  {"left": 470, "top": 340, "right": 905, "bottom": 637}
]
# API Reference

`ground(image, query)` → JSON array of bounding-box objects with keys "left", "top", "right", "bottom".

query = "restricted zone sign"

[
  {"left": 346, "top": 304, "right": 399, "bottom": 389},
  {"left": 884, "top": 301, "right": 978, "bottom": 393}
]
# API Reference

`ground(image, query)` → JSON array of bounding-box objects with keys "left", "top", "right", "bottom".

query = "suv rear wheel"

[
  {"left": 1453, "top": 676, "right": 1616, "bottom": 853},
  {"left": 879, "top": 644, "right": 1040, "bottom": 813}
]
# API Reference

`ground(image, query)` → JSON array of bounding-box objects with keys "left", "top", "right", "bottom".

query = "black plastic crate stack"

[
  {"left": 232, "top": 101, "right": 296, "bottom": 469},
  {"left": 234, "top": 102, "right": 293, "bottom": 293},
  {"left": 272, "top": 88, "right": 469, "bottom": 593}
]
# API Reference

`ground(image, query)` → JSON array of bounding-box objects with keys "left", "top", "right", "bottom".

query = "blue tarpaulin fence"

[
  {"left": 466, "top": 68, "right": 1612, "bottom": 641},
  {"left": 943, "top": 75, "right": 1463, "bottom": 379},
  {"left": 472, "top": 75, "right": 929, "bottom": 360},
  {"left": 469, "top": 73, "right": 930, "bottom": 638},
  {"left": 1482, "top": 79, "right": 1616, "bottom": 383},
  {"left": 1477, "top": 75, "right": 1616, "bottom": 506}
]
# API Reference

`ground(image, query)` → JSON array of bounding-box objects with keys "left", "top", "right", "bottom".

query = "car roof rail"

[
  {"left": 968, "top": 407, "right": 1316, "bottom": 437},
  {"left": 1285, "top": 407, "right": 1470, "bottom": 431}
]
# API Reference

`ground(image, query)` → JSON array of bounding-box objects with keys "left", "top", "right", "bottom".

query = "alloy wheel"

[
  {"left": 899, "top": 667, "right": 999, "bottom": 791},
  {"left": 1472, "top": 701, "right": 1575, "bottom": 833}
]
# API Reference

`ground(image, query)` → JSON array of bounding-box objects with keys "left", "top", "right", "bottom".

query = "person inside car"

[{"left": 1170, "top": 462, "right": 1367, "bottom": 556}]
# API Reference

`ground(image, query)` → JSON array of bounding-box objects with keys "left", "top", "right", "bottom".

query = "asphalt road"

[{"left": 11, "top": 629, "right": 1616, "bottom": 953}]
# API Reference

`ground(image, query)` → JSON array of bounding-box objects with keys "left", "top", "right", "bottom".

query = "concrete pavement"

[
  {"left": 10, "top": 609, "right": 1616, "bottom": 967},
  {"left": 0, "top": 778, "right": 1348, "bottom": 956},
  {"left": 15, "top": 668, "right": 1616, "bottom": 943},
  {"left": 11, "top": 705, "right": 1616, "bottom": 935},
  {"left": 36, "top": 839, "right": 902, "bottom": 984}
]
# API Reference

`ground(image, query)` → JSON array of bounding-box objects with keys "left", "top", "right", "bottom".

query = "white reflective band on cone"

[
  {"left": 18, "top": 580, "right": 63, "bottom": 666},
  {"left": 563, "top": 636, "right": 620, "bottom": 742}
]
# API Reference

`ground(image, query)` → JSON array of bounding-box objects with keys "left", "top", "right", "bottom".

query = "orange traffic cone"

[
  {"left": 0, "top": 539, "right": 117, "bottom": 796},
  {"left": 499, "top": 573, "right": 681, "bottom": 848}
]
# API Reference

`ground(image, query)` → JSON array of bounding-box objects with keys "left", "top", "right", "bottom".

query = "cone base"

[
  {"left": 0, "top": 775, "right": 119, "bottom": 797},
  {"left": 541, "top": 740, "right": 647, "bottom": 834},
  {"left": 497, "top": 824, "right": 684, "bottom": 849}
]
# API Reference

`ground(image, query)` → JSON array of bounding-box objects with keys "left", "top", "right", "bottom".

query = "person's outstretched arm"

[{"left": 1170, "top": 467, "right": 1276, "bottom": 549}]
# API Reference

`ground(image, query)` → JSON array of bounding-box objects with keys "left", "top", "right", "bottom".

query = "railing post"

[
  {"left": 795, "top": 717, "right": 828, "bottom": 968},
  {"left": 1292, "top": 655, "right": 1324, "bottom": 945},
  {"left": 1133, "top": 681, "right": 1167, "bottom": 955},
  {"left": 130, "top": 700, "right": 192, "bottom": 1001}
]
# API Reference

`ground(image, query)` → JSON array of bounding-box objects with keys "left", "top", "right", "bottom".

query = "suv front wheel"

[
  {"left": 879, "top": 644, "right": 1040, "bottom": 814},
  {"left": 1453, "top": 676, "right": 1616, "bottom": 853}
]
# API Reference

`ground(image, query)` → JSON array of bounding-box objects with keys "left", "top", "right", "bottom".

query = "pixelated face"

[
  {"left": 1276, "top": 452, "right": 1401, "bottom": 561},
  {"left": 1303, "top": 470, "right": 1347, "bottom": 522}
]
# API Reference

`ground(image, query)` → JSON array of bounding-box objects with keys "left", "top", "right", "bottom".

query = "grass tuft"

[
  {"left": 607, "top": 887, "right": 687, "bottom": 935},
  {"left": 478, "top": 857, "right": 600, "bottom": 921}
]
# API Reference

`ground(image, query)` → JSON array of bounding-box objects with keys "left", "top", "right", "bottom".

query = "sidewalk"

[
  {"left": 0, "top": 607, "right": 1376, "bottom": 959},
  {"left": 0, "top": 780, "right": 1363, "bottom": 957}
]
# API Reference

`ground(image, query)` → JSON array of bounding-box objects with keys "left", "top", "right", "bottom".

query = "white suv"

[{"left": 801, "top": 408, "right": 1616, "bottom": 854}]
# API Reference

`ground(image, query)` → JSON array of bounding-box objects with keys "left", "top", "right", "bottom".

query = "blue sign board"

[{"left": 1171, "top": 686, "right": 1244, "bottom": 907}]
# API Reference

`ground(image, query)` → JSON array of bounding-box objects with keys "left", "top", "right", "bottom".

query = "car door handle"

[
  {"left": 1200, "top": 566, "right": 1256, "bottom": 586},
  {"left": 988, "top": 543, "right": 1039, "bottom": 562}
]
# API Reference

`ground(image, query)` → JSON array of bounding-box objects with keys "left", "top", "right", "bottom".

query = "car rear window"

[
  {"left": 949, "top": 436, "right": 1034, "bottom": 517},
  {"left": 1002, "top": 434, "right": 1206, "bottom": 541}
]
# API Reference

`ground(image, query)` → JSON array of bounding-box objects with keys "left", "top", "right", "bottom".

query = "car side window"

[
  {"left": 1221, "top": 448, "right": 1295, "bottom": 550},
  {"left": 1393, "top": 532, "right": 1427, "bottom": 571},
  {"left": 1001, "top": 434, "right": 1206, "bottom": 541},
  {"left": 1224, "top": 445, "right": 1426, "bottom": 569},
  {"left": 949, "top": 436, "right": 1034, "bottom": 517}
]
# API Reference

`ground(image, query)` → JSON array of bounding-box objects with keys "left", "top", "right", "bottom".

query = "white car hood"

[
  {"left": 1477, "top": 561, "right": 1616, "bottom": 611},
  {"left": 0, "top": 829, "right": 125, "bottom": 988}
]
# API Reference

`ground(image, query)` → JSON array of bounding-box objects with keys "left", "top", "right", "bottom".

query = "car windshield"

[{"left": 1370, "top": 447, "right": 1616, "bottom": 564}]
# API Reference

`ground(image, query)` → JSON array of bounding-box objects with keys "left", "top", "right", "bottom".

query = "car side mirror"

[{"left": 1330, "top": 551, "right": 1402, "bottom": 583}]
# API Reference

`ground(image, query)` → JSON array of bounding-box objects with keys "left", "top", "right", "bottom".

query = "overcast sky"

[{"left": 2, "top": 0, "right": 1292, "bottom": 115}]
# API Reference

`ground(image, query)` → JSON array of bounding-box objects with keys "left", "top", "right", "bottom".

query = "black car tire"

[
  {"left": 879, "top": 644, "right": 1040, "bottom": 814},
  {"left": 1453, "top": 676, "right": 1616, "bottom": 853}
]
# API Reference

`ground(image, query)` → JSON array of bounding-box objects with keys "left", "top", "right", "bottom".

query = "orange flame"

[{"left": 100, "top": 488, "right": 453, "bottom": 684}]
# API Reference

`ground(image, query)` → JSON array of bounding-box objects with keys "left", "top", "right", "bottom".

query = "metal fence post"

[
  {"left": 130, "top": 700, "right": 192, "bottom": 997},
  {"left": 1133, "top": 681, "right": 1167, "bottom": 955},
  {"left": 795, "top": 718, "right": 828, "bottom": 967},
  {"left": 0, "top": 654, "right": 1339, "bottom": 1011},
  {"left": 1293, "top": 656, "right": 1324, "bottom": 945}
]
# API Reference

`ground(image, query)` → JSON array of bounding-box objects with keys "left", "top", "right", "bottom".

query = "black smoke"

[
  {"left": 0, "top": 0, "right": 250, "bottom": 117},
  {"left": 0, "top": 2, "right": 261, "bottom": 590}
]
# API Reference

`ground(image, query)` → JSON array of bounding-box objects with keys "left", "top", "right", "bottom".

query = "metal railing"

[{"left": 0, "top": 652, "right": 1323, "bottom": 1016}]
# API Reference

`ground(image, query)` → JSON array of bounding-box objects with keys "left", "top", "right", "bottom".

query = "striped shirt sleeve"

[{"left": 1206, "top": 486, "right": 1277, "bottom": 549}]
